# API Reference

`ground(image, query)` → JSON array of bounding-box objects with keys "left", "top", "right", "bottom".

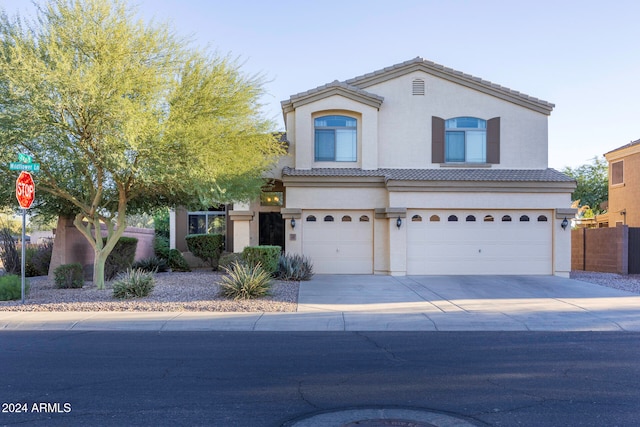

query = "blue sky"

[{"left": 2, "top": 0, "right": 639, "bottom": 169}]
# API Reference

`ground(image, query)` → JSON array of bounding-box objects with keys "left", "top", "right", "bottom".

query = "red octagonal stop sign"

[{"left": 16, "top": 171, "right": 35, "bottom": 209}]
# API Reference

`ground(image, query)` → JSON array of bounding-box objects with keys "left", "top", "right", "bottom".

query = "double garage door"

[
  {"left": 300, "top": 209, "right": 553, "bottom": 275},
  {"left": 302, "top": 210, "right": 374, "bottom": 274},
  {"left": 407, "top": 210, "right": 553, "bottom": 275}
]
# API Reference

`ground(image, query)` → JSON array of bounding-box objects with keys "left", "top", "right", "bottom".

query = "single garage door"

[
  {"left": 407, "top": 210, "right": 552, "bottom": 275},
  {"left": 302, "top": 210, "right": 373, "bottom": 274}
]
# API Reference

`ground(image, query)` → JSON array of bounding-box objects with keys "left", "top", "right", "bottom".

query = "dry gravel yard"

[
  {"left": 0, "top": 270, "right": 299, "bottom": 312},
  {"left": 570, "top": 271, "right": 640, "bottom": 294},
  {"left": 1, "top": 270, "right": 639, "bottom": 313}
]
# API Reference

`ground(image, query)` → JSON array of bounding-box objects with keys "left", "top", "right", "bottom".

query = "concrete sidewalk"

[{"left": 1, "top": 275, "right": 640, "bottom": 331}]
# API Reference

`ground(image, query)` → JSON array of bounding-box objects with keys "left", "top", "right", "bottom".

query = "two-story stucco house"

[
  {"left": 207, "top": 57, "right": 577, "bottom": 276},
  {"left": 603, "top": 139, "right": 640, "bottom": 227}
]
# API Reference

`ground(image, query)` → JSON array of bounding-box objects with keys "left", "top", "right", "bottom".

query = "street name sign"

[{"left": 10, "top": 162, "right": 40, "bottom": 172}]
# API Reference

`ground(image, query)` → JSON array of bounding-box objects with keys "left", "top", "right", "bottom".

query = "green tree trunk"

[{"left": 93, "top": 248, "right": 108, "bottom": 290}]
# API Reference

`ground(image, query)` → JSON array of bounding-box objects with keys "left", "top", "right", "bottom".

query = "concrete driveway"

[{"left": 297, "top": 275, "right": 640, "bottom": 331}]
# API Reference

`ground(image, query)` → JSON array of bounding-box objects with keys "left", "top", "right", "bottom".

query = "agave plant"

[
  {"left": 219, "top": 262, "right": 272, "bottom": 300},
  {"left": 112, "top": 268, "right": 155, "bottom": 299},
  {"left": 276, "top": 253, "right": 314, "bottom": 281}
]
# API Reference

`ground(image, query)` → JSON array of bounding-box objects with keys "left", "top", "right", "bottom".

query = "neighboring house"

[
  {"left": 173, "top": 57, "right": 576, "bottom": 276},
  {"left": 603, "top": 139, "right": 640, "bottom": 227}
]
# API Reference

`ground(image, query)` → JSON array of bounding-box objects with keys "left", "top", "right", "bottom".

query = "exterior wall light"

[
  {"left": 561, "top": 217, "right": 568, "bottom": 230},
  {"left": 396, "top": 217, "right": 402, "bottom": 229},
  {"left": 291, "top": 218, "right": 296, "bottom": 229}
]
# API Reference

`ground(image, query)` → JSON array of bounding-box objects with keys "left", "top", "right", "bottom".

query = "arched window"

[
  {"left": 484, "top": 215, "right": 494, "bottom": 222},
  {"left": 445, "top": 117, "right": 487, "bottom": 163},
  {"left": 342, "top": 215, "right": 352, "bottom": 222},
  {"left": 411, "top": 215, "right": 422, "bottom": 222},
  {"left": 520, "top": 215, "right": 530, "bottom": 222},
  {"left": 429, "top": 215, "right": 440, "bottom": 222},
  {"left": 502, "top": 215, "right": 512, "bottom": 222},
  {"left": 537, "top": 215, "right": 548, "bottom": 222},
  {"left": 324, "top": 215, "right": 334, "bottom": 222},
  {"left": 359, "top": 215, "right": 370, "bottom": 222},
  {"left": 466, "top": 215, "right": 476, "bottom": 222},
  {"left": 306, "top": 215, "right": 317, "bottom": 222},
  {"left": 314, "top": 115, "right": 357, "bottom": 162},
  {"left": 448, "top": 215, "right": 458, "bottom": 222}
]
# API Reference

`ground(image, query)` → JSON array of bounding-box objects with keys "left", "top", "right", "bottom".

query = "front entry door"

[{"left": 259, "top": 212, "right": 284, "bottom": 250}]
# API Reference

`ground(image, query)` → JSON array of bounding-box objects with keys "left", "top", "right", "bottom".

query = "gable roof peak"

[{"left": 344, "top": 57, "right": 555, "bottom": 115}]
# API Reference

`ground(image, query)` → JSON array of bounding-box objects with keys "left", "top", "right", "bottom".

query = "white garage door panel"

[
  {"left": 407, "top": 210, "right": 552, "bottom": 275},
  {"left": 303, "top": 211, "right": 373, "bottom": 274}
]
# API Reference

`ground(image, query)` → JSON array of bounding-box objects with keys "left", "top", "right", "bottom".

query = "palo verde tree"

[{"left": 0, "top": 0, "right": 284, "bottom": 288}]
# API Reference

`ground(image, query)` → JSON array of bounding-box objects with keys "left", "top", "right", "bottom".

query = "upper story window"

[
  {"left": 314, "top": 115, "right": 357, "bottom": 162},
  {"left": 611, "top": 161, "right": 624, "bottom": 185},
  {"left": 445, "top": 117, "right": 486, "bottom": 163}
]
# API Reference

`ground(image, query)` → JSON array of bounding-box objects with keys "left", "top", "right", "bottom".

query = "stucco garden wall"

[{"left": 48, "top": 216, "right": 155, "bottom": 280}]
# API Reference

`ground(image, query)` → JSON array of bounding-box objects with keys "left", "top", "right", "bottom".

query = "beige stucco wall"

[
  {"left": 606, "top": 145, "right": 640, "bottom": 227},
  {"left": 389, "top": 191, "right": 571, "bottom": 210},
  {"left": 285, "top": 187, "right": 387, "bottom": 210},
  {"left": 369, "top": 71, "right": 549, "bottom": 169},
  {"left": 290, "top": 96, "right": 380, "bottom": 170}
]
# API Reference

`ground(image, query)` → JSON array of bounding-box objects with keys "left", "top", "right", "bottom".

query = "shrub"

[
  {"left": 104, "top": 237, "right": 138, "bottom": 280},
  {"left": 185, "top": 234, "right": 224, "bottom": 269},
  {"left": 167, "top": 249, "right": 191, "bottom": 272},
  {"left": 0, "top": 274, "right": 28, "bottom": 301},
  {"left": 0, "top": 227, "right": 20, "bottom": 274},
  {"left": 276, "top": 253, "right": 314, "bottom": 281},
  {"left": 153, "top": 236, "right": 170, "bottom": 260},
  {"left": 219, "top": 262, "right": 272, "bottom": 300},
  {"left": 242, "top": 245, "right": 281, "bottom": 275},
  {"left": 112, "top": 268, "right": 155, "bottom": 299},
  {"left": 218, "top": 252, "right": 244, "bottom": 271},
  {"left": 53, "top": 263, "right": 84, "bottom": 289},
  {"left": 132, "top": 256, "right": 168, "bottom": 273},
  {"left": 25, "top": 240, "right": 54, "bottom": 277}
]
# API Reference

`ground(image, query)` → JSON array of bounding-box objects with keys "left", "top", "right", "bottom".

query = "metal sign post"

[
  {"left": 21, "top": 208, "right": 26, "bottom": 304},
  {"left": 10, "top": 154, "right": 37, "bottom": 304}
]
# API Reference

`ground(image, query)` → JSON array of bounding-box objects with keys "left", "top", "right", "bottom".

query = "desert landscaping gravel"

[
  {"left": 0, "top": 270, "right": 298, "bottom": 312},
  {"left": 570, "top": 271, "right": 640, "bottom": 295},
  {"left": 1, "top": 270, "right": 639, "bottom": 313}
]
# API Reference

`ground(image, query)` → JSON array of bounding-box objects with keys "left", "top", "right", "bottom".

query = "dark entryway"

[{"left": 259, "top": 212, "right": 284, "bottom": 250}]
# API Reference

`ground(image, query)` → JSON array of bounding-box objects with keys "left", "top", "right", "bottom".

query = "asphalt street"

[{"left": 1, "top": 331, "right": 639, "bottom": 426}]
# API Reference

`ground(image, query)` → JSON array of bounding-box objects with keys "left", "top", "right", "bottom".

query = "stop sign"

[{"left": 16, "top": 171, "right": 35, "bottom": 209}]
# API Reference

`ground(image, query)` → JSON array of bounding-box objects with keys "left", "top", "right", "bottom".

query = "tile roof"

[
  {"left": 605, "top": 138, "right": 640, "bottom": 155},
  {"left": 282, "top": 167, "right": 575, "bottom": 183},
  {"left": 288, "top": 80, "right": 384, "bottom": 104},
  {"left": 282, "top": 57, "right": 554, "bottom": 115}
]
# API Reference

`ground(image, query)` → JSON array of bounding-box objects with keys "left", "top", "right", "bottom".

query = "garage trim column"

[
  {"left": 376, "top": 207, "right": 407, "bottom": 276},
  {"left": 554, "top": 207, "right": 577, "bottom": 277},
  {"left": 281, "top": 208, "right": 302, "bottom": 255}
]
